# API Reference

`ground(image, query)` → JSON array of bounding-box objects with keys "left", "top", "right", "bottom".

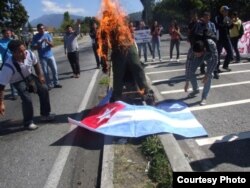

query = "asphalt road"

[
  {"left": 144, "top": 35, "right": 250, "bottom": 172},
  {"left": 0, "top": 36, "right": 104, "bottom": 188}
]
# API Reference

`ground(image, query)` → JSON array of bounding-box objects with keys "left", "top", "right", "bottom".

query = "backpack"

[{"left": 238, "top": 23, "right": 244, "bottom": 38}]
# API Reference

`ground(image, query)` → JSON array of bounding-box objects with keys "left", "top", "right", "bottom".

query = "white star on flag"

[{"left": 97, "top": 107, "right": 116, "bottom": 123}]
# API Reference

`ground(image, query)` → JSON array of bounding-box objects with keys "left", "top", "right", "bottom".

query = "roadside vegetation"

[
  {"left": 141, "top": 135, "right": 172, "bottom": 187},
  {"left": 99, "top": 76, "right": 110, "bottom": 86},
  {"left": 114, "top": 136, "right": 172, "bottom": 188}
]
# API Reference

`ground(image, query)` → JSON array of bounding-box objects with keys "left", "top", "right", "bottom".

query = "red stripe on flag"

[{"left": 81, "top": 102, "right": 125, "bottom": 129}]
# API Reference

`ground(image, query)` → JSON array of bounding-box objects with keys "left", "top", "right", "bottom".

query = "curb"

[{"left": 148, "top": 75, "right": 193, "bottom": 172}]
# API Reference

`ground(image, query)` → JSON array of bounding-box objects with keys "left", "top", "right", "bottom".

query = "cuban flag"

[{"left": 68, "top": 100, "right": 207, "bottom": 138}]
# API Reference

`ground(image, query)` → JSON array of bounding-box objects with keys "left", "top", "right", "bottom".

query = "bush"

[{"left": 141, "top": 135, "right": 173, "bottom": 187}]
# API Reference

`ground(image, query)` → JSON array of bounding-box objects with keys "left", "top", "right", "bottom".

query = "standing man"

[
  {"left": 31, "top": 23, "right": 62, "bottom": 89},
  {"left": 199, "top": 11, "right": 217, "bottom": 76},
  {"left": 0, "top": 28, "right": 18, "bottom": 100},
  {"left": 214, "top": 5, "right": 233, "bottom": 73},
  {"left": 184, "top": 39, "right": 218, "bottom": 106},
  {"left": 137, "top": 21, "right": 148, "bottom": 62},
  {"left": 64, "top": 23, "right": 81, "bottom": 78},
  {"left": 0, "top": 40, "right": 55, "bottom": 130},
  {"left": 230, "top": 11, "right": 242, "bottom": 63},
  {"left": 89, "top": 22, "right": 101, "bottom": 69}
]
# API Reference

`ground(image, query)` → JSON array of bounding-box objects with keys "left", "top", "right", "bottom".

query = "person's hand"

[
  {"left": 184, "top": 81, "right": 189, "bottom": 92},
  {"left": 202, "top": 75, "right": 209, "bottom": 84},
  {"left": 0, "top": 101, "right": 5, "bottom": 116},
  {"left": 38, "top": 75, "right": 46, "bottom": 84}
]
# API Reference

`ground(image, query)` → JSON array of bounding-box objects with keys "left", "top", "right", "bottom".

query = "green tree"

[
  {"left": 81, "top": 16, "right": 96, "bottom": 34},
  {"left": 140, "top": 0, "right": 155, "bottom": 25},
  {"left": 0, "top": 0, "right": 28, "bottom": 32},
  {"left": 27, "top": 22, "right": 33, "bottom": 33},
  {"left": 60, "top": 11, "right": 74, "bottom": 32}
]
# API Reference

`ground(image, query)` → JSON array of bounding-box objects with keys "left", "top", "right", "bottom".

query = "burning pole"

[{"left": 96, "top": 0, "right": 134, "bottom": 66}]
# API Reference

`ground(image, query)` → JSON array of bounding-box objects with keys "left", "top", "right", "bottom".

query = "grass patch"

[
  {"left": 53, "top": 37, "right": 64, "bottom": 46},
  {"left": 99, "top": 76, "right": 110, "bottom": 86},
  {"left": 141, "top": 135, "right": 173, "bottom": 188}
]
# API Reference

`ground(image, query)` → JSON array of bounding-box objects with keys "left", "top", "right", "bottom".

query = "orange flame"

[{"left": 96, "top": 0, "right": 134, "bottom": 60}]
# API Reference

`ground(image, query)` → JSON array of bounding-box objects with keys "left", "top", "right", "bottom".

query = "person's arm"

[
  {"left": 75, "top": 23, "right": 81, "bottom": 36},
  {"left": 30, "top": 51, "right": 45, "bottom": 84},
  {"left": 0, "top": 84, "right": 6, "bottom": 115},
  {"left": 63, "top": 35, "right": 67, "bottom": 54},
  {"left": 34, "top": 62, "right": 46, "bottom": 84},
  {"left": 205, "top": 40, "right": 218, "bottom": 79},
  {"left": 44, "top": 34, "right": 54, "bottom": 47},
  {"left": 31, "top": 35, "right": 40, "bottom": 50}
]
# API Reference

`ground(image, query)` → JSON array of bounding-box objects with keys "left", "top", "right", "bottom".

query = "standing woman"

[
  {"left": 151, "top": 21, "right": 162, "bottom": 61},
  {"left": 169, "top": 20, "right": 181, "bottom": 62}
]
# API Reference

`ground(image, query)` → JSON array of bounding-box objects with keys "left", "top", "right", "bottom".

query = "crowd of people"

[
  {"left": 0, "top": 4, "right": 245, "bottom": 130},
  {"left": 0, "top": 21, "right": 83, "bottom": 130}
]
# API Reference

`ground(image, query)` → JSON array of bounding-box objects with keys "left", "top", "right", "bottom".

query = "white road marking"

[
  {"left": 43, "top": 70, "right": 100, "bottom": 188},
  {"left": 143, "top": 58, "right": 186, "bottom": 65},
  {"left": 146, "top": 68, "right": 185, "bottom": 75},
  {"left": 190, "top": 98, "right": 250, "bottom": 111},
  {"left": 145, "top": 60, "right": 249, "bottom": 69},
  {"left": 152, "top": 69, "right": 250, "bottom": 84},
  {"left": 196, "top": 131, "right": 250, "bottom": 146},
  {"left": 161, "top": 80, "right": 250, "bottom": 95}
]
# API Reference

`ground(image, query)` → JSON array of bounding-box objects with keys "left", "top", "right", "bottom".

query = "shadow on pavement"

[{"left": 190, "top": 138, "right": 250, "bottom": 171}]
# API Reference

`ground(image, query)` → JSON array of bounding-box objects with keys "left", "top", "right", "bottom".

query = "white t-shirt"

[{"left": 0, "top": 50, "right": 38, "bottom": 85}]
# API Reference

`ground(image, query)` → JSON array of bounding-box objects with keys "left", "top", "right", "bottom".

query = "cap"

[{"left": 220, "top": 5, "right": 230, "bottom": 12}]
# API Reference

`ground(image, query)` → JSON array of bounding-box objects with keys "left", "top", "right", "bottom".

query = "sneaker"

[
  {"left": 188, "top": 90, "right": 200, "bottom": 98},
  {"left": 54, "top": 84, "right": 62, "bottom": 88},
  {"left": 40, "top": 114, "right": 55, "bottom": 122},
  {"left": 200, "top": 71, "right": 205, "bottom": 75},
  {"left": 26, "top": 123, "right": 38, "bottom": 130},
  {"left": 200, "top": 99, "right": 206, "bottom": 106},
  {"left": 10, "top": 95, "right": 18, "bottom": 100},
  {"left": 213, "top": 73, "right": 220, "bottom": 79},
  {"left": 152, "top": 58, "right": 155, "bottom": 62},
  {"left": 159, "top": 58, "right": 162, "bottom": 62},
  {"left": 143, "top": 90, "right": 155, "bottom": 106},
  {"left": 170, "top": 58, "right": 173, "bottom": 62},
  {"left": 222, "top": 67, "right": 231, "bottom": 72},
  {"left": 176, "top": 59, "right": 180, "bottom": 62}
]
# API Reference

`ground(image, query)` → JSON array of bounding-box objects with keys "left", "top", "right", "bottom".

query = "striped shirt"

[{"left": 185, "top": 39, "right": 218, "bottom": 80}]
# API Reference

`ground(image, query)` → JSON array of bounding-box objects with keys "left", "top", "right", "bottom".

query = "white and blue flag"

[{"left": 68, "top": 100, "right": 207, "bottom": 138}]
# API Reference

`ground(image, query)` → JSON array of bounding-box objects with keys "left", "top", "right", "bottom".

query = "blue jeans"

[
  {"left": 189, "top": 60, "right": 212, "bottom": 99},
  {"left": 138, "top": 43, "right": 147, "bottom": 61},
  {"left": 12, "top": 75, "right": 51, "bottom": 126},
  {"left": 170, "top": 39, "right": 180, "bottom": 59},
  {"left": 10, "top": 84, "right": 18, "bottom": 97},
  {"left": 152, "top": 37, "right": 161, "bottom": 59},
  {"left": 40, "top": 56, "right": 60, "bottom": 86}
]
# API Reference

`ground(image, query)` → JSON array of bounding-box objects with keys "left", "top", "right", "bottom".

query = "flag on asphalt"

[{"left": 68, "top": 100, "right": 207, "bottom": 138}]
